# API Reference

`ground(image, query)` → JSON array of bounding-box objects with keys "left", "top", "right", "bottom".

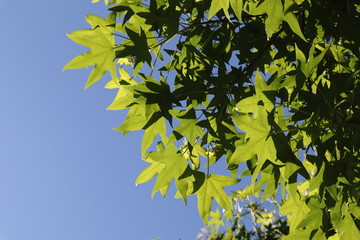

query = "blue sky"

[{"left": 0, "top": 1, "right": 204, "bottom": 239}]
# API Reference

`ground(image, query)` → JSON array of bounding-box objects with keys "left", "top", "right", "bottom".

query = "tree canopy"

[{"left": 64, "top": 0, "right": 360, "bottom": 239}]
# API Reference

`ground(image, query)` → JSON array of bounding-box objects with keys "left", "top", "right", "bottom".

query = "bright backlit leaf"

[
  {"left": 193, "top": 173, "right": 240, "bottom": 223},
  {"left": 64, "top": 18, "right": 116, "bottom": 88}
]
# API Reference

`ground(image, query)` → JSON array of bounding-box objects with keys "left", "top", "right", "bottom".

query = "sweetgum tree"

[{"left": 65, "top": 0, "right": 360, "bottom": 239}]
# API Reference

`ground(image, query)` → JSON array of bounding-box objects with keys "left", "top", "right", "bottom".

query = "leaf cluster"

[{"left": 65, "top": 0, "right": 360, "bottom": 238}]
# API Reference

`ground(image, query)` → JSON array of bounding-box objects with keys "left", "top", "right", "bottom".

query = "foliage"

[
  {"left": 197, "top": 195, "right": 289, "bottom": 240},
  {"left": 65, "top": 0, "right": 360, "bottom": 238}
]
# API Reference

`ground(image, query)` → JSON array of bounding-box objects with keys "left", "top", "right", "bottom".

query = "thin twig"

[{"left": 190, "top": 13, "right": 267, "bottom": 27}]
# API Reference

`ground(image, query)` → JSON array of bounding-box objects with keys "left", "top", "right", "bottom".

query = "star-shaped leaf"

[
  {"left": 230, "top": 108, "right": 278, "bottom": 182},
  {"left": 236, "top": 71, "right": 275, "bottom": 114},
  {"left": 63, "top": 18, "right": 116, "bottom": 89},
  {"left": 250, "top": 0, "right": 306, "bottom": 41},
  {"left": 193, "top": 173, "right": 240, "bottom": 223},
  {"left": 169, "top": 108, "right": 204, "bottom": 145},
  {"left": 115, "top": 27, "right": 152, "bottom": 68},
  {"left": 136, "top": 145, "right": 188, "bottom": 197}
]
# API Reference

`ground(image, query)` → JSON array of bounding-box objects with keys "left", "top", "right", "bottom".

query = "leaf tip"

[{"left": 62, "top": 61, "right": 72, "bottom": 71}]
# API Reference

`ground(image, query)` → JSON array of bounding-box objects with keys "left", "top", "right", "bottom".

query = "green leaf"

[
  {"left": 250, "top": 0, "right": 306, "bottom": 40},
  {"left": 296, "top": 198, "right": 323, "bottom": 229},
  {"left": 169, "top": 108, "right": 204, "bottom": 144},
  {"left": 282, "top": 228, "right": 313, "bottom": 240},
  {"left": 136, "top": 159, "right": 165, "bottom": 185},
  {"left": 250, "top": 0, "right": 283, "bottom": 37},
  {"left": 146, "top": 146, "right": 189, "bottom": 197},
  {"left": 283, "top": 0, "right": 307, "bottom": 41},
  {"left": 336, "top": 212, "right": 360, "bottom": 240},
  {"left": 328, "top": 234, "right": 341, "bottom": 240},
  {"left": 113, "top": 105, "right": 150, "bottom": 134},
  {"left": 136, "top": 145, "right": 189, "bottom": 198},
  {"left": 85, "top": 13, "right": 116, "bottom": 43},
  {"left": 175, "top": 167, "right": 196, "bottom": 204},
  {"left": 229, "top": 0, "right": 243, "bottom": 21},
  {"left": 280, "top": 196, "right": 310, "bottom": 232},
  {"left": 296, "top": 42, "right": 328, "bottom": 76},
  {"left": 264, "top": 0, "right": 283, "bottom": 37},
  {"left": 106, "top": 71, "right": 138, "bottom": 110},
  {"left": 64, "top": 20, "right": 116, "bottom": 88},
  {"left": 310, "top": 229, "right": 328, "bottom": 240},
  {"left": 142, "top": 116, "right": 166, "bottom": 156},
  {"left": 208, "top": 208, "right": 225, "bottom": 231},
  {"left": 116, "top": 27, "right": 152, "bottom": 68},
  {"left": 193, "top": 173, "right": 239, "bottom": 223},
  {"left": 230, "top": 108, "right": 277, "bottom": 169},
  {"left": 236, "top": 71, "right": 275, "bottom": 113},
  {"left": 295, "top": 44, "right": 307, "bottom": 64},
  {"left": 208, "top": 0, "right": 230, "bottom": 20}
]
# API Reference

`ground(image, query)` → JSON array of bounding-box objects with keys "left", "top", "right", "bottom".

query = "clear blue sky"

[{"left": 0, "top": 1, "right": 204, "bottom": 239}]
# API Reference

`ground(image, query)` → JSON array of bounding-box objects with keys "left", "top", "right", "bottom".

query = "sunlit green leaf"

[
  {"left": 64, "top": 17, "right": 116, "bottom": 88},
  {"left": 230, "top": 107, "right": 277, "bottom": 169},
  {"left": 194, "top": 173, "right": 239, "bottom": 223},
  {"left": 229, "top": 0, "right": 243, "bottom": 21},
  {"left": 336, "top": 212, "right": 360, "bottom": 240},
  {"left": 146, "top": 146, "right": 188, "bottom": 196}
]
